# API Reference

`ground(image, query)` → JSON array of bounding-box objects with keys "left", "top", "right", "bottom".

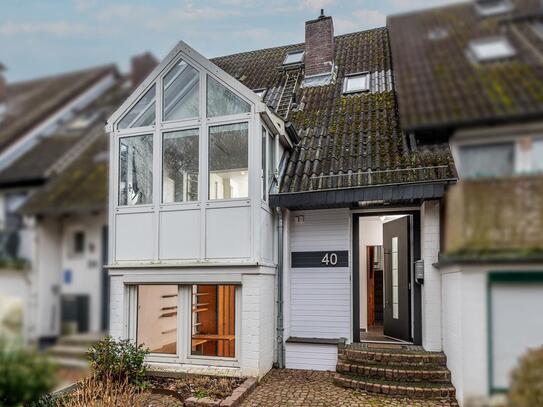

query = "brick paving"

[{"left": 240, "top": 369, "right": 458, "bottom": 407}]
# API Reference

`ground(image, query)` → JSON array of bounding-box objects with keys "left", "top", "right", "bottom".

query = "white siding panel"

[
  {"left": 285, "top": 343, "right": 338, "bottom": 371},
  {"left": 115, "top": 212, "right": 154, "bottom": 261},
  {"left": 289, "top": 209, "right": 351, "bottom": 340},
  {"left": 206, "top": 206, "right": 251, "bottom": 259},
  {"left": 491, "top": 283, "right": 543, "bottom": 390},
  {"left": 159, "top": 210, "right": 200, "bottom": 260}
]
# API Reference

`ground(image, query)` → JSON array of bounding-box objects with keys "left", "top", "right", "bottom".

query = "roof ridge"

[
  {"left": 7, "top": 64, "right": 117, "bottom": 88},
  {"left": 210, "top": 26, "right": 388, "bottom": 62}
]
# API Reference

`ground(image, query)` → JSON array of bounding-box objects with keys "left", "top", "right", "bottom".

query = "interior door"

[{"left": 383, "top": 216, "right": 411, "bottom": 341}]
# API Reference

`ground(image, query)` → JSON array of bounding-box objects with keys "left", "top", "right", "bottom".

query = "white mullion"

[
  {"left": 200, "top": 71, "right": 207, "bottom": 260},
  {"left": 154, "top": 77, "right": 162, "bottom": 261}
]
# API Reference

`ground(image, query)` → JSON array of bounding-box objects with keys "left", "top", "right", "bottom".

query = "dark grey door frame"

[{"left": 352, "top": 210, "right": 422, "bottom": 344}]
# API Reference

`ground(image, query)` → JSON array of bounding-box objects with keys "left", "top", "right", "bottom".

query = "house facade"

[
  {"left": 388, "top": 0, "right": 543, "bottom": 404},
  {"left": 106, "top": 13, "right": 454, "bottom": 380},
  {"left": 107, "top": 2, "right": 543, "bottom": 405}
]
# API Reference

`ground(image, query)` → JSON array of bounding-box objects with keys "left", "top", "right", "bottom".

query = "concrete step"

[
  {"left": 46, "top": 345, "right": 89, "bottom": 360},
  {"left": 49, "top": 356, "right": 89, "bottom": 370},
  {"left": 333, "top": 373, "right": 457, "bottom": 401},
  {"left": 57, "top": 332, "right": 104, "bottom": 348},
  {"left": 336, "top": 359, "right": 451, "bottom": 383}
]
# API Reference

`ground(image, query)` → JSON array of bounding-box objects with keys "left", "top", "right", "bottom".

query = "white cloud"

[
  {"left": 300, "top": 0, "right": 336, "bottom": 12},
  {"left": 73, "top": 0, "right": 97, "bottom": 12},
  {"left": 334, "top": 9, "right": 386, "bottom": 34},
  {"left": 0, "top": 21, "right": 88, "bottom": 36}
]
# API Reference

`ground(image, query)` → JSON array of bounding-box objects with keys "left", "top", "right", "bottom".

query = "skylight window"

[
  {"left": 474, "top": 0, "right": 513, "bottom": 16},
  {"left": 283, "top": 50, "right": 304, "bottom": 66},
  {"left": 343, "top": 73, "right": 370, "bottom": 94},
  {"left": 469, "top": 37, "right": 515, "bottom": 62}
]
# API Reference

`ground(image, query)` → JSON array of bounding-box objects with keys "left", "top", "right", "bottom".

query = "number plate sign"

[{"left": 291, "top": 251, "right": 348, "bottom": 268}]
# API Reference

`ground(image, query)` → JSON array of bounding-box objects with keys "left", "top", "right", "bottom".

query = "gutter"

[{"left": 275, "top": 207, "right": 285, "bottom": 368}]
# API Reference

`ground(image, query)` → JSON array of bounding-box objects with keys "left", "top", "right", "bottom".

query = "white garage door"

[{"left": 490, "top": 274, "right": 543, "bottom": 391}]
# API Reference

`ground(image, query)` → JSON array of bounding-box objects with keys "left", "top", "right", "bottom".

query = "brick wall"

[{"left": 305, "top": 16, "right": 335, "bottom": 77}]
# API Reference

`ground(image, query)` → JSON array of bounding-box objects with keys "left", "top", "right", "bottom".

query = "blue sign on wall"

[{"left": 63, "top": 269, "right": 72, "bottom": 284}]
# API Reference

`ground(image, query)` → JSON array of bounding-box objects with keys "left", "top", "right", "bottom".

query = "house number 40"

[{"left": 321, "top": 253, "right": 338, "bottom": 266}]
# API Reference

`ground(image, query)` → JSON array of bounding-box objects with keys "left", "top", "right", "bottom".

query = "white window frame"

[
  {"left": 343, "top": 72, "right": 370, "bottom": 94},
  {"left": 474, "top": 0, "right": 513, "bottom": 17},
  {"left": 127, "top": 284, "right": 241, "bottom": 367},
  {"left": 283, "top": 50, "right": 304, "bottom": 66},
  {"left": 468, "top": 37, "right": 516, "bottom": 62}
]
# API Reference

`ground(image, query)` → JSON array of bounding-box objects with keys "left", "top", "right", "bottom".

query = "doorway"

[{"left": 352, "top": 212, "right": 421, "bottom": 344}]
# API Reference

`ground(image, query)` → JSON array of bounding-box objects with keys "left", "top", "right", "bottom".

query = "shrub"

[
  {"left": 86, "top": 336, "right": 149, "bottom": 388},
  {"left": 59, "top": 374, "right": 143, "bottom": 407},
  {"left": 509, "top": 347, "right": 543, "bottom": 407},
  {"left": 0, "top": 340, "right": 56, "bottom": 406}
]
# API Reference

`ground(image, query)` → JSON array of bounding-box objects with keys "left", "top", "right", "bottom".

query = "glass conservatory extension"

[{"left": 109, "top": 50, "right": 279, "bottom": 264}]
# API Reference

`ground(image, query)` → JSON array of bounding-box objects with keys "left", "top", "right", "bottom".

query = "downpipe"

[{"left": 275, "top": 207, "right": 285, "bottom": 368}]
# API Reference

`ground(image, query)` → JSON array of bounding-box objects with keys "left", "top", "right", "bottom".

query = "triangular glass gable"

[
  {"left": 163, "top": 59, "right": 200, "bottom": 121},
  {"left": 118, "top": 85, "right": 156, "bottom": 129},
  {"left": 206, "top": 76, "right": 250, "bottom": 118}
]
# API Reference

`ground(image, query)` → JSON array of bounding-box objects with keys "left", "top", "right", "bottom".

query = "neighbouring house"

[
  {"left": 388, "top": 0, "right": 543, "bottom": 404},
  {"left": 0, "top": 64, "right": 118, "bottom": 341},
  {"left": 14, "top": 54, "right": 158, "bottom": 346},
  {"left": 105, "top": 8, "right": 456, "bottom": 388}
]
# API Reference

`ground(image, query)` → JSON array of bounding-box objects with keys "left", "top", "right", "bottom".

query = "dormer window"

[
  {"left": 469, "top": 37, "right": 515, "bottom": 62},
  {"left": 343, "top": 72, "right": 370, "bottom": 94},
  {"left": 474, "top": 0, "right": 513, "bottom": 17},
  {"left": 283, "top": 50, "right": 304, "bottom": 66}
]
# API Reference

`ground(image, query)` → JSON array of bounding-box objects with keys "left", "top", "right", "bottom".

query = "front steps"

[
  {"left": 334, "top": 343, "right": 456, "bottom": 400},
  {"left": 46, "top": 332, "right": 103, "bottom": 370}
]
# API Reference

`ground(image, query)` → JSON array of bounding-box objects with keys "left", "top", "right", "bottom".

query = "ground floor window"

[
  {"left": 130, "top": 284, "right": 238, "bottom": 362},
  {"left": 191, "top": 285, "right": 235, "bottom": 357}
]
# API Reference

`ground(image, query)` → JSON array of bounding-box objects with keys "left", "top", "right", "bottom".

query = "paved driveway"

[{"left": 240, "top": 369, "right": 458, "bottom": 407}]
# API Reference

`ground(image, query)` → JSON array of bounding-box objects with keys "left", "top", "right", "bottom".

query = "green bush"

[
  {"left": 0, "top": 340, "right": 56, "bottom": 406},
  {"left": 86, "top": 336, "right": 149, "bottom": 388},
  {"left": 509, "top": 347, "right": 543, "bottom": 407}
]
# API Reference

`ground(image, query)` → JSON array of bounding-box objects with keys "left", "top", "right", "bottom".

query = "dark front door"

[{"left": 383, "top": 216, "right": 411, "bottom": 341}]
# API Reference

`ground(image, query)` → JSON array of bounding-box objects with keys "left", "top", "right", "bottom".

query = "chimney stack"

[
  {"left": 304, "top": 10, "right": 335, "bottom": 77},
  {"left": 0, "top": 63, "right": 6, "bottom": 101},
  {"left": 131, "top": 52, "right": 158, "bottom": 88}
]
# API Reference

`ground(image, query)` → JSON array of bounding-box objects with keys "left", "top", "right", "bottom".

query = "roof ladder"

[{"left": 277, "top": 69, "right": 301, "bottom": 119}]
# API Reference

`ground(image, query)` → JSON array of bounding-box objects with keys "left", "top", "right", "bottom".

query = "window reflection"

[
  {"left": 191, "top": 285, "right": 236, "bottom": 358},
  {"left": 118, "top": 86, "right": 156, "bottom": 129},
  {"left": 162, "top": 129, "right": 199, "bottom": 203},
  {"left": 137, "top": 285, "right": 177, "bottom": 354},
  {"left": 207, "top": 76, "right": 250, "bottom": 118},
  {"left": 119, "top": 135, "right": 153, "bottom": 205},
  {"left": 163, "top": 59, "right": 199, "bottom": 122},
  {"left": 209, "top": 123, "right": 248, "bottom": 200}
]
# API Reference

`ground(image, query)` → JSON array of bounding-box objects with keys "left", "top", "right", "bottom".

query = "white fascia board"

[
  {"left": 260, "top": 108, "right": 293, "bottom": 150},
  {"left": 107, "top": 40, "right": 263, "bottom": 131},
  {"left": 0, "top": 72, "right": 116, "bottom": 172}
]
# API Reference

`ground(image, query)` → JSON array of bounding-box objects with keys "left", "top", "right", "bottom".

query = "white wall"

[
  {"left": 441, "top": 264, "right": 543, "bottom": 406},
  {"left": 358, "top": 218, "right": 383, "bottom": 331},
  {"left": 60, "top": 212, "right": 106, "bottom": 333},
  {"left": 421, "top": 200, "right": 442, "bottom": 351},
  {"left": 108, "top": 268, "right": 275, "bottom": 378}
]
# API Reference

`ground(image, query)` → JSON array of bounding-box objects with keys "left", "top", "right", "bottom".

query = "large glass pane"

[
  {"left": 262, "top": 127, "right": 267, "bottom": 200},
  {"left": 267, "top": 133, "right": 275, "bottom": 191},
  {"left": 392, "top": 237, "right": 399, "bottom": 319},
  {"left": 459, "top": 143, "right": 514, "bottom": 178},
  {"left": 207, "top": 76, "right": 250, "bottom": 118},
  {"left": 209, "top": 123, "right": 248, "bottom": 200},
  {"left": 137, "top": 285, "right": 177, "bottom": 355},
  {"left": 119, "top": 135, "right": 153, "bottom": 206},
  {"left": 163, "top": 59, "right": 199, "bottom": 121},
  {"left": 531, "top": 139, "right": 543, "bottom": 173},
  {"left": 118, "top": 85, "right": 156, "bottom": 129},
  {"left": 162, "top": 129, "right": 199, "bottom": 203},
  {"left": 191, "top": 285, "right": 236, "bottom": 358}
]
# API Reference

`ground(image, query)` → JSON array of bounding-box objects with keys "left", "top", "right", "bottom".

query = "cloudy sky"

[{"left": 1, "top": 0, "right": 456, "bottom": 82}]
